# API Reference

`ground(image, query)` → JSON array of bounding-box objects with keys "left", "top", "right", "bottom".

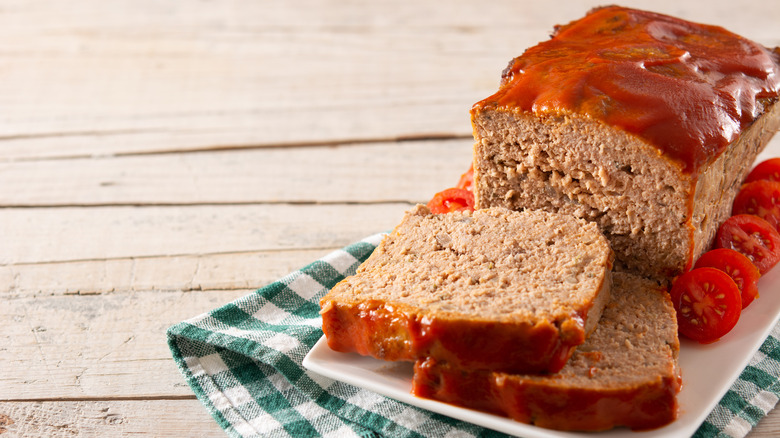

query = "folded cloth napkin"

[{"left": 168, "top": 234, "right": 780, "bottom": 438}]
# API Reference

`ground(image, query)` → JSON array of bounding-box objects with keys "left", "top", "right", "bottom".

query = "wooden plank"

[
  {"left": 4, "top": 285, "right": 780, "bottom": 433},
  {"left": 5, "top": 134, "right": 780, "bottom": 208},
  {"left": 0, "top": 139, "right": 474, "bottom": 206},
  {"left": 0, "top": 399, "right": 778, "bottom": 438},
  {"left": 0, "top": 3, "right": 515, "bottom": 161},
  {"left": 1, "top": 248, "right": 334, "bottom": 296},
  {"left": 0, "top": 0, "right": 776, "bottom": 35},
  {"left": 0, "top": 400, "right": 224, "bottom": 437},
  {"left": 0, "top": 203, "right": 406, "bottom": 265},
  {"left": 1, "top": 2, "right": 779, "bottom": 437},
  {"left": 0, "top": 0, "right": 776, "bottom": 160},
  {"left": 756, "top": 411, "right": 780, "bottom": 437},
  {"left": 1, "top": 289, "right": 253, "bottom": 400}
]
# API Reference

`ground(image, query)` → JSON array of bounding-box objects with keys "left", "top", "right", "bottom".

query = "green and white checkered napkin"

[{"left": 168, "top": 233, "right": 780, "bottom": 438}]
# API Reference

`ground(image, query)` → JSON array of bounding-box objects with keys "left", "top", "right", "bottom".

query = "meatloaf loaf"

[
  {"left": 412, "top": 272, "right": 681, "bottom": 432},
  {"left": 471, "top": 6, "right": 780, "bottom": 279},
  {"left": 320, "top": 205, "right": 613, "bottom": 374}
]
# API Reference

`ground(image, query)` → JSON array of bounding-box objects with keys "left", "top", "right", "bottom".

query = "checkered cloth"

[{"left": 167, "top": 233, "right": 780, "bottom": 438}]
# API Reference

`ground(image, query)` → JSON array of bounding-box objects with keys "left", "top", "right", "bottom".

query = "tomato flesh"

[
  {"left": 732, "top": 180, "right": 780, "bottom": 232},
  {"left": 694, "top": 248, "right": 760, "bottom": 308},
  {"left": 745, "top": 158, "right": 780, "bottom": 184},
  {"left": 427, "top": 188, "right": 475, "bottom": 214},
  {"left": 669, "top": 267, "right": 741, "bottom": 344},
  {"left": 715, "top": 214, "right": 780, "bottom": 274},
  {"left": 456, "top": 164, "right": 474, "bottom": 192}
]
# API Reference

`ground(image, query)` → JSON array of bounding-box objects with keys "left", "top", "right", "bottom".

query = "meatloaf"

[
  {"left": 412, "top": 272, "right": 681, "bottom": 432},
  {"left": 471, "top": 6, "right": 780, "bottom": 279},
  {"left": 320, "top": 205, "right": 613, "bottom": 374}
]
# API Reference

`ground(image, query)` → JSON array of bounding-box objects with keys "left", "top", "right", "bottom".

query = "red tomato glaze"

[
  {"left": 413, "top": 357, "right": 680, "bottom": 431},
  {"left": 473, "top": 6, "right": 780, "bottom": 174},
  {"left": 320, "top": 299, "right": 587, "bottom": 374}
]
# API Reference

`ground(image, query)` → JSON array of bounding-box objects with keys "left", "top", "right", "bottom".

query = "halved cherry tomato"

[
  {"left": 715, "top": 214, "right": 780, "bottom": 274},
  {"left": 456, "top": 164, "right": 474, "bottom": 192},
  {"left": 694, "top": 248, "right": 761, "bottom": 308},
  {"left": 427, "top": 188, "right": 475, "bottom": 214},
  {"left": 745, "top": 158, "right": 780, "bottom": 183},
  {"left": 732, "top": 180, "right": 780, "bottom": 232},
  {"left": 669, "top": 267, "right": 742, "bottom": 344}
]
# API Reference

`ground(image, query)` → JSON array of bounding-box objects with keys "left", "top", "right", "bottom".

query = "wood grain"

[
  {"left": 0, "top": 203, "right": 407, "bottom": 265},
  {"left": 1, "top": 399, "right": 779, "bottom": 437},
  {"left": 4, "top": 0, "right": 780, "bottom": 436},
  {"left": 1, "top": 289, "right": 251, "bottom": 400},
  {"left": 1, "top": 249, "right": 331, "bottom": 297},
  {"left": 0, "top": 400, "right": 224, "bottom": 437},
  {"left": 0, "top": 139, "right": 473, "bottom": 206},
  {"left": 0, "top": 0, "right": 776, "bottom": 161}
]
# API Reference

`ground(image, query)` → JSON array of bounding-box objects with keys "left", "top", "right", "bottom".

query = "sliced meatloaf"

[
  {"left": 320, "top": 205, "right": 613, "bottom": 374},
  {"left": 471, "top": 6, "right": 780, "bottom": 279},
  {"left": 412, "top": 272, "right": 681, "bottom": 432}
]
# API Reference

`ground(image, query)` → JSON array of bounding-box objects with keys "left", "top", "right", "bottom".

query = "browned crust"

[
  {"left": 319, "top": 294, "right": 601, "bottom": 374},
  {"left": 412, "top": 357, "right": 680, "bottom": 432}
]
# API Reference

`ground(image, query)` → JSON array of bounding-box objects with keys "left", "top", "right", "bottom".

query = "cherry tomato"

[
  {"left": 456, "top": 164, "right": 474, "bottom": 192},
  {"left": 745, "top": 158, "right": 780, "bottom": 183},
  {"left": 669, "top": 267, "right": 742, "bottom": 344},
  {"left": 694, "top": 248, "right": 760, "bottom": 308},
  {"left": 715, "top": 214, "right": 780, "bottom": 274},
  {"left": 427, "top": 188, "right": 475, "bottom": 214},
  {"left": 732, "top": 180, "right": 780, "bottom": 232}
]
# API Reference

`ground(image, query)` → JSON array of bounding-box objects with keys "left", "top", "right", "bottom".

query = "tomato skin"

[
  {"left": 694, "top": 248, "right": 760, "bottom": 308},
  {"left": 745, "top": 158, "right": 780, "bottom": 184},
  {"left": 669, "top": 267, "right": 742, "bottom": 344},
  {"left": 456, "top": 164, "right": 474, "bottom": 192},
  {"left": 715, "top": 214, "right": 780, "bottom": 274},
  {"left": 732, "top": 180, "right": 780, "bottom": 232},
  {"left": 427, "top": 188, "right": 475, "bottom": 214}
]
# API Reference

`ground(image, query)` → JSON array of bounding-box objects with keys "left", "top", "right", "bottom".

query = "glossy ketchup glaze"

[
  {"left": 413, "top": 357, "right": 682, "bottom": 431},
  {"left": 474, "top": 6, "right": 780, "bottom": 174},
  {"left": 320, "top": 299, "right": 586, "bottom": 374}
]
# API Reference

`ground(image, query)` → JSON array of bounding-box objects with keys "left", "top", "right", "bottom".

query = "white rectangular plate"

[
  {"left": 304, "top": 267, "right": 780, "bottom": 437},
  {"left": 304, "top": 143, "right": 780, "bottom": 437}
]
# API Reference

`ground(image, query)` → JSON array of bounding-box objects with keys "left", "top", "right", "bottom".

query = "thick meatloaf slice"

[
  {"left": 472, "top": 6, "right": 780, "bottom": 279},
  {"left": 412, "top": 272, "right": 681, "bottom": 432},
  {"left": 320, "top": 205, "right": 613, "bottom": 374}
]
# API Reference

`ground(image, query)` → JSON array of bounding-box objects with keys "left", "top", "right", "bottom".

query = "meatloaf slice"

[
  {"left": 472, "top": 6, "right": 780, "bottom": 279},
  {"left": 412, "top": 272, "right": 681, "bottom": 432},
  {"left": 320, "top": 205, "right": 613, "bottom": 374}
]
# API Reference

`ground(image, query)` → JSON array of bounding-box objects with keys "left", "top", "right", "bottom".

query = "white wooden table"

[{"left": 1, "top": 1, "right": 779, "bottom": 436}]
